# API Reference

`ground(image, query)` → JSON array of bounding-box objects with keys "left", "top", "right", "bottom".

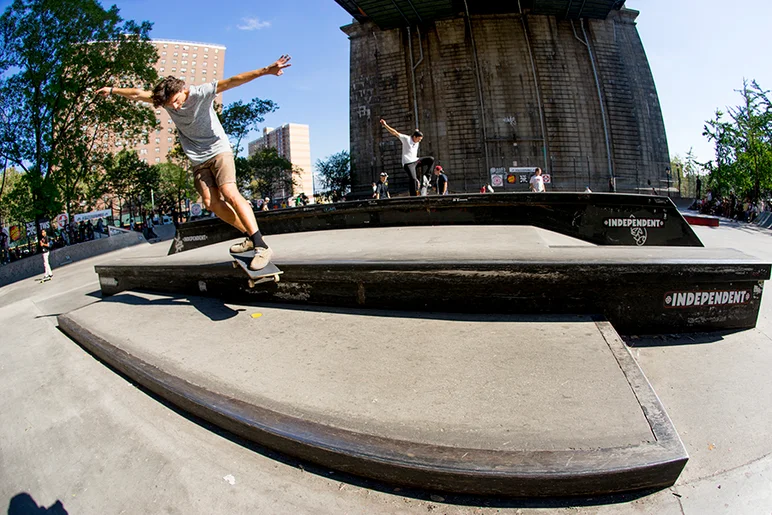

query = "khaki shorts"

[{"left": 192, "top": 152, "right": 237, "bottom": 189}]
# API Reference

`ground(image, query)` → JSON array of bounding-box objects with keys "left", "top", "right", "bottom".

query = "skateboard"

[
  {"left": 39, "top": 276, "right": 52, "bottom": 284},
  {"left": 231, "top": 252, "right": 283, "bottom": 288}
]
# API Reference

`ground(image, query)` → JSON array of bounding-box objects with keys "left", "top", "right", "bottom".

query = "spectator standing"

[
  {"left": 529, "top": 168, "right": 545, "bottom": 193},
  {"left": 40, "top": 229, "right": 52, "bottom": 281},
  {"left": 375, "top": 172, "right": 390, "bottom": 199},
  {"left": 0, "top": 229, "right": 9, "bottom": 264}
]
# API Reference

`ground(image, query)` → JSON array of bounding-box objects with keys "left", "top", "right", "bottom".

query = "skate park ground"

[{"left": 1, "top": 219, "right": 771, "bottom": 513}]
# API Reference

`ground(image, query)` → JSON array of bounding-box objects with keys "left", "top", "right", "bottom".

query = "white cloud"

[{"left": 237, "top": 17, "right": 271, "bottom": 31}]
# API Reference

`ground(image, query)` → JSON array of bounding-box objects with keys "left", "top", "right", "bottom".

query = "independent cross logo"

[{"left": 664, "top": 290, "right": 751, "bottom": 308}]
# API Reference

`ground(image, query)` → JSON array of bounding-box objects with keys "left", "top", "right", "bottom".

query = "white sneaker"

[
  {"left": 249, "top": 247, "right": 273, "bottom": 271},
  {"left": 230, "top": 237, "right": 254, "bottom": 254}
]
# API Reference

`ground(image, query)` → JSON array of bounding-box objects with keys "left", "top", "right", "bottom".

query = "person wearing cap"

[
  {"left": 433, "top": 165, "right": 449, "bottom": 195},
  {"left": 375, "top": 172, "right": 391, "bottom": 199},
  {"left": 379, "top": 119, "right": 435, "bottom": 196},
  {"left": 261, "top": 197, "right": 270, "bottom": 211}
]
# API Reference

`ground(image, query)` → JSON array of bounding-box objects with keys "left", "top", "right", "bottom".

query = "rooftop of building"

[
  {"left": 150, "top": 38, "right": 226, "bottom": 50},
  {"left": 335, "top": 0, "right": 627, "bottom": 29}
]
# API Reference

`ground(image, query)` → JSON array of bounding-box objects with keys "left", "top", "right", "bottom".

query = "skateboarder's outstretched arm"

[
  {"left": 380, "top": 119, "right": 402, "bottom": 139},
  {"left": 217, "top": 55, "right": 292, "bottom": 94},
  {"left": 96, "top": 86, "right": 153, "bottom": 104}
]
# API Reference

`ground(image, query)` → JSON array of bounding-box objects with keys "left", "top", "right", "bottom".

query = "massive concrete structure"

[{"left": 335, "top": 1, "right": 669, "bottom": 196}]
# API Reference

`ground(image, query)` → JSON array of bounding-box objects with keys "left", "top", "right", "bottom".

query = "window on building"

[
  {"left": 142, "top": 158, "right": 147, "bottom": 163},
  {"left": 140, "top": 149, "right": 148, "bottom": 155},
  {"left": 204, "top": 47, "right": 209, "bottom": 53},
  {"left": 155, "top": 147, "right": 160, "bottom": 153},
  {"left": 167, "top": 137, "right": 173, "bottom": 142},
  {"left": 171, "top": 68, "right": 176, "bottom": 72},
  {"left": 173, "top": 52, "right": 178, "bottom": 57},
  {"left": 155, "top": 138, "right": 160, "bottom": 143},
  {"left": 213, "top": 62, "right": 217, "bottom": 68},
  {"left": 194, "top": 46, "right": 198, "bottom": 50},
  {"left": 174, "top": 45, "right": 179, "bottom": 49},
  {"left": 183, "top": 45, "right": 188, "bottom": 50},
  {"left": 168, "top": 128, "right": 173, "bottom": 133},
  {"left": 191, "top": 61, "right": 196, "bottom": 66},
  {"left": 180, "top": 76, "right": 186, "bottom": 81},
  {"left": 155, "top": 157, "right": 161, "bottom": 163},
  {"left": 172, "top": 60, "right": 177, "bottom": 64},
  {"left": 202, "top": 61, "right": 207, "bottom": 67},
  {"left": 181, "top": 60, "right": 187, "bottom": 65},
  {"left": 192, "top": 54, "right": 197, "bottom": 58},
  {"left": 168, "top": 119, "right": 173, "bottom": 124},
  {"left": 182, "top": 53, "right": 188, "bottom": 58},
  {"left": 163, "top": 44, "right": 167, "bottom": 48},
  {"left": 162, "top": 51, "right": 166, "bottom": 56},
  {"left": 214, "top": 49, "right": 219, "bottom": 54}
]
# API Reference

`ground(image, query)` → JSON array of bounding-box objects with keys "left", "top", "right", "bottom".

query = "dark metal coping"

[
  {"left": 334, "top": 0, "right": 625, "bottom": 29},
  {"left": 58, "top": 314, "right": 687, "bottom": 497},
  {"left": 169, "top": 193, "right": 703, "bottom": 255}
]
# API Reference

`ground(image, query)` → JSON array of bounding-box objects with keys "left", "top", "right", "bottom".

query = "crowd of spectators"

[{"left": 692, "top": 191, "right": 769, "bottom": 223}]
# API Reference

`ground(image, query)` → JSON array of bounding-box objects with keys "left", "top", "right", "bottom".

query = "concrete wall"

[
  {"left": 0, "top": 231, "right": 147, "bottom": 288},
  {"left": 343, "top": 8, "right": 669, "bottom": 196}
]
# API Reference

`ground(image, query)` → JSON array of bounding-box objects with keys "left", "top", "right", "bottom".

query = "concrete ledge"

[
  {"left": 169, "top": 193, "right": 703, "bottom": 254},
  {"left": 0, "top": 231, "right": 147, "bottom": 287},
  {"left": 96, "top": 228, "right": 771, "bottom": 334},
  {"left": 57, "top": 297, "right": 688, "bottom": 497}
]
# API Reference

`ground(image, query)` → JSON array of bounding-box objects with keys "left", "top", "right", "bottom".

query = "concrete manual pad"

[{"left": 58, "top": 291, "right": 687, "bottom": 496}]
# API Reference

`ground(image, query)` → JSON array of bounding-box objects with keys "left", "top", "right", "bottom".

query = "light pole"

[{"left": 665, "top": 166, "right": 672, "bottom": 198}]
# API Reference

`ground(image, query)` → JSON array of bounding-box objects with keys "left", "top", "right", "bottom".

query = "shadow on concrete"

[
  {"left": 8, "top": 493, "right": 68, "bottom": 514},
  {"left": 101, "top": 291, "right": 243, "bottom": 322},
  {"left": 228, "top": 300, "right": 605, "bottom": 325},
  {"left": 623, "top": 330, "right": 744, "bottom": 347}
]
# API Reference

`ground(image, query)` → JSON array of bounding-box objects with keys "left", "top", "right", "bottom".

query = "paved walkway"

[{"left": 1, "top": 224, "right": 771, "bottom": 513}]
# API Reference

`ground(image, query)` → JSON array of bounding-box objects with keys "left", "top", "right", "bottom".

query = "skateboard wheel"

[{"left": 232, "top": 262, "right": 238, "bottom": 269}]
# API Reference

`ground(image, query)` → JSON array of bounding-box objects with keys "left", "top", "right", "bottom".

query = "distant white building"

[{"left": 248, "top": 123, "right": 314, "bottom": 204}]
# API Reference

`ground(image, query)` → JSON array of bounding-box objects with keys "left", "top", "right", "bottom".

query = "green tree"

[
  {"left": 0, "top": 166, "right": 33, "bottom": 225},
  {"left": 103, "top": 150, "right": 156, "bottom": 224},
  {"left": 703, "top": 80, "right": 772, "bottom": 201},
  {"left": 316, "top": 151, "right": 351, "bottom": 202},
  {"left": 153, "top": 161, "right": 195, "bottom": 217},
  {"left": 240, "top": 147, "right": 297, "bottom": 200},
  {"left": 218, "top": 98, "right": 278, "bottom": 158},
  {"left": 0, "top": 0, "right": 158, "bottom": 236}
]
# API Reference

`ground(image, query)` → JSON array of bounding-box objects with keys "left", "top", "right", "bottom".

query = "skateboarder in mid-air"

[
  {"left": 380, "top": 119, "right": 435, "bottom": 197},
  {"left": 97, "top": 55, "right": 292, "bottom": 270}
]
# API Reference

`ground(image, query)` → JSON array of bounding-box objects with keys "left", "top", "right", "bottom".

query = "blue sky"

[{"left": 2, "top": 0, "right": 770, "bottom": 168}]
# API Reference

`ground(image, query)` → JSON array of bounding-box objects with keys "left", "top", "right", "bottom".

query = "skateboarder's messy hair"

[{"left": 152, "top": 76, "right": 186, "bottom": 107}]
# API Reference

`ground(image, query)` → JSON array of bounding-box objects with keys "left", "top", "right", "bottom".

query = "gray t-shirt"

[{"left": 164, "top": 80, "right": 231, "bottom": 165}]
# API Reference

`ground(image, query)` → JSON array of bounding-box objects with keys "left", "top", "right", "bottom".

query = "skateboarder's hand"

[
  {"left": 96, "top": 86, "right": 112, "bottom": 97},
  {"left": 267, "top": 55, "right": 292, "bottom": 76},
  {"left": 380, "top": 119, "right": 387, "bottom": 126}
]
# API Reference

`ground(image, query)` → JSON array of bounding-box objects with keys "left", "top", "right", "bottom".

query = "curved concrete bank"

[{"left": 58, "top": 292, "right": 687, "bottom": 497}]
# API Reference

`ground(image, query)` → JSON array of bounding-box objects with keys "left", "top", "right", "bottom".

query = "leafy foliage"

[
  {"left": 0, "top": 0, "right": 158, "bottom": 230},
  {"left": 238, "top": 147, "right": 297, "bottom": 200},
  {"left": 218, "top": 98, "right": 277, "bottom": 158},
  {"left": 703, "top": 80, "right": 772, "bottom": 201},
  {"left": 315, "top": 151, "right": 350, "bottom": 202}
]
